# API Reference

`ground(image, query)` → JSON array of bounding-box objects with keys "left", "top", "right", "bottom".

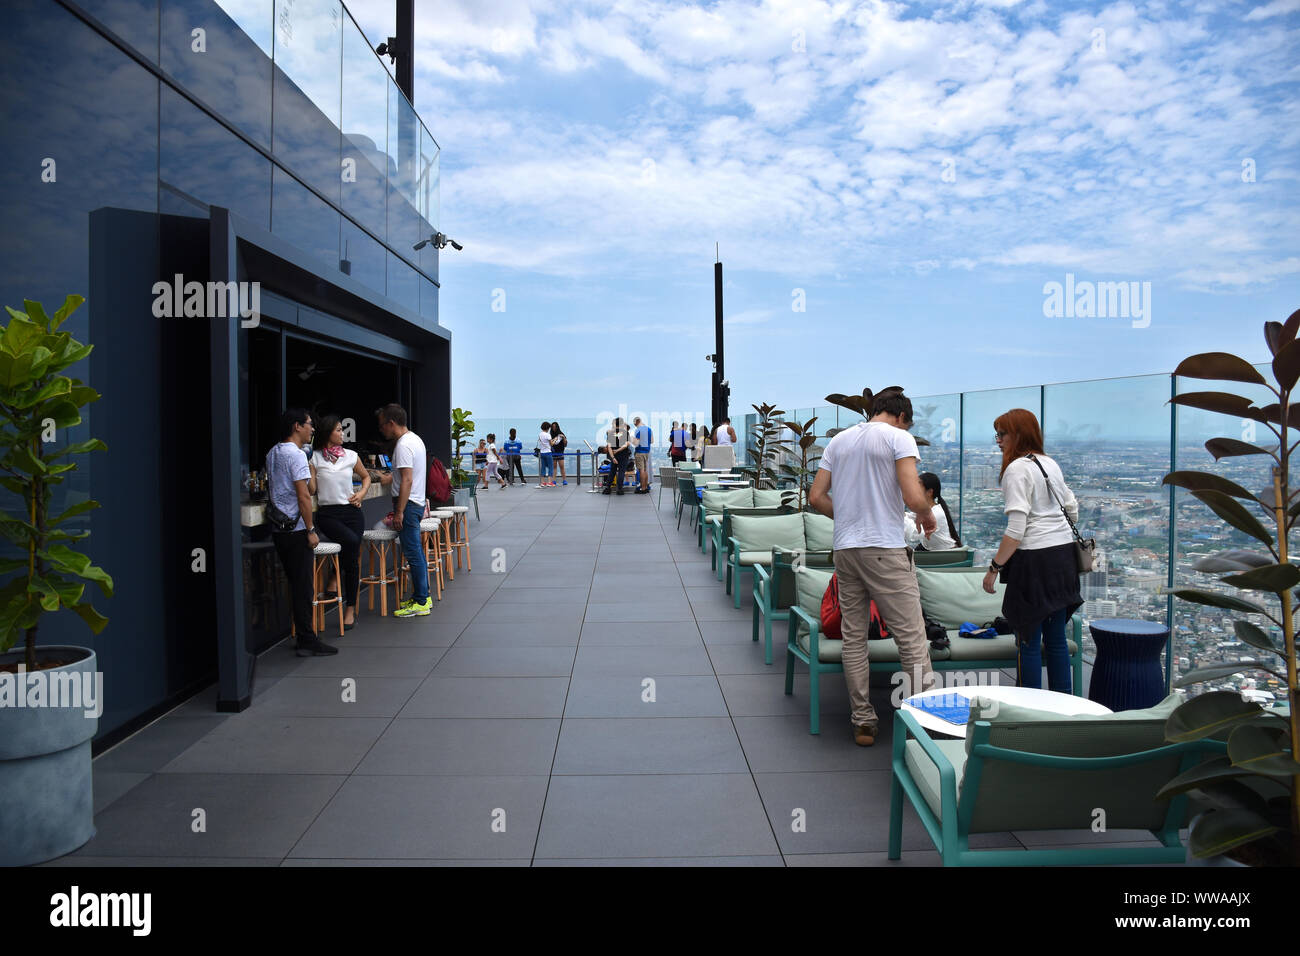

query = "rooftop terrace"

[{"left": 47, "top": 483, "right": 1196, "bottom": 867}]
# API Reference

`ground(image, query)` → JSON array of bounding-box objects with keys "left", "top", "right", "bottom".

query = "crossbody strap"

[
  {"left": 270, "top": 444, "right": 301, "bottom": 522},
  {"left": 1024, "top": 454, "right": 1084, "bottom": 544}
]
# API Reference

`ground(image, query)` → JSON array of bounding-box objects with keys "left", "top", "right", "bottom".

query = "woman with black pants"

[
  {"left": 309, "top": 414, "right": 371, "bottom": 629},
  {"left": 981, "top": 408, "right": 1082, "bottom": 692}
]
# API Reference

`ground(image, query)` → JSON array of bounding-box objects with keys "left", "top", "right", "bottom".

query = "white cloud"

[{"left": 1244, "top": 0, "right": 1300, "bottom": 20}]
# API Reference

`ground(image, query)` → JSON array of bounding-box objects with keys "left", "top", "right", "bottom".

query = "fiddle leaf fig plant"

[
  {"left": 1155, "top": 308, "right": 1300, "bottom": 865},
  {"left": 450, "top": 407, "right": 475, "bottom": 487},
  {"left": 0, "top": 295, "right": 113, "bottom": 671}
]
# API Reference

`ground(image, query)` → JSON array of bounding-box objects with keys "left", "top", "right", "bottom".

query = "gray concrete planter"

[{"left": 0, "top": 645, "right": 98, "bottom": 866}]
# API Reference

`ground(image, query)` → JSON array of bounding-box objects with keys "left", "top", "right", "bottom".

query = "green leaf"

[
  {"left": 1190, "top": 489, "right": 1274, "bottom": 546},
  {"left": 1171, "top": 589, "right": 1269, "bottom": 616},
  {"left": 1174, "top": 352, "right": 1268, "bottom": 386},
  {"left": 46, "top": 438, "right": 107, "bottom": 460},
  {"left": 67, "top": 384, "right": 99, "bottom": 406},
  {"left": 1162, "top": 470, "right": 1256, "bottom": 500},
  {"left": 1204, "top": 437, "right": 1277, "bottom": 461},
  {"left": 1190, "top": 550, "right": 1274, "bottom": 573},
  {"left": 1170, "top": 391, "right": 1253, "bottom": 418},
  {"left": 1272, "top": 339, "right": 1300, "bottom": 392},
  {"left": 10, "top": 376, "right": 71, "bottom": 409},
  {"left": 1228, "top": 723, "right": 1300, "bottom": 777},
  {"left": 47, "top": 499, "right": 99, "bottom": 526},
  {"left": 1233, "top": 620, "right": 1282, "bottom": 655},
  {"left": 50, "top": 294, "right": 85, "bottom": 330},
  {"left": 39, "top": 398, "right": 82, "bottom": 428},
  {"left": 1175, "top": 662, "right": 1283, "bottom": 686},
  {"left": 42, "top": 544, "right": 114, "bottom": 597},
  {"left": 1155, "top": 755, "right": 1255, "bottom": 801},
  {"left": 1222, "top": 562, "right": 1300, "bottom": 593},
  {"left": 1164, "top": 691, "right": 1263, "bottom": 743},
  {"left": 1189, "top": 809, "right": 1280, "bottom": 859},
  {"left": 27, "top": 576, "right": 60, "bottom": 612},
  {"left": 70, "top": 601, "right": 109, "bottom": 635}
]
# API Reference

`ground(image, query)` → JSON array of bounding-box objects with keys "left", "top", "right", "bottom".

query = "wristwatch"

[{"left": 988, "top": 557, "right": 1004, "bottom": 572}]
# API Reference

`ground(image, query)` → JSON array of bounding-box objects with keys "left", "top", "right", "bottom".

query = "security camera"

[{"left": 721, "top": 379, "right": 729, "bottom": 388}]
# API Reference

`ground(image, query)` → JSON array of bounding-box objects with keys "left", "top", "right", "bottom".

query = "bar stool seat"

[
  {"left": 428, "top": 510, "right": 456, "bottom": 581},
  {"left": 418, "top": 517, "right": 446, "bottom": 600},
  {"left": 310, "top": 541, "right": 344, "bottom": 636},
  {"left": 444, "top": 506, "right": 471, "bottom": 573},
  {"left": 361, "top": 528, "right": 401, "bottom": 616}
]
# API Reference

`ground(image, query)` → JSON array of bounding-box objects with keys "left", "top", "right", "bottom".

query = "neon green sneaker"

[{"left": 395, "top": 597, "right": 432, "bottom": 618}]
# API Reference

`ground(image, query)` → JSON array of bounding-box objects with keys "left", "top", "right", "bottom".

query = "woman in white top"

[
  {"left": 982, "top": 408, "right": 1082, "bottom": 692},
  {"left": 903, "top": 472, "right": 962, "bottom": 551},
  {"left": 308, "top": 414, "right": 371, "bottom": 628},
  {"left": 484, "top": 433, "right": 506, "bottom": 489},
  {"left": 537, "top": 422, "right": 554, "bottom": 486},
  {"left": 696, "top": 422, "right": 711, "bottom": 463}
]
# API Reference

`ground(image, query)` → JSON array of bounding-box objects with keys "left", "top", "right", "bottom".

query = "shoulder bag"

[{"left": 1025, "top": 454, "right": 1095, "bottom": 573}]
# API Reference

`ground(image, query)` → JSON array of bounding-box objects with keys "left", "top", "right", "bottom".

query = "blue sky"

[{"left": 344, "top": 0, "right": 1300, "bottom": 423}]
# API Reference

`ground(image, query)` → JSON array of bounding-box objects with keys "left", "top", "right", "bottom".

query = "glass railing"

[{"left": 734, "top": 367, "right": 1284, "bottom": 703}]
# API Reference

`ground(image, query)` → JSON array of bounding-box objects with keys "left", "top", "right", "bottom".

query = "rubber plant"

[
  {"left": 1155, "top": 308, "right": 1300, "bottom": 865},
  {"left": 0, "top": 295, "right": 113, "bottom": 670},
  {"left": 450, "top": 407, "right": 475, "bottom": 488},
  {"left": 824, "top": 386, "right": 931, "bottom": 446},
  {"left": 740, "top": 402, "right": 788, "bottom": 490},
  {"left": 780, "top": 416, "right": 821, "bottom": 511}
]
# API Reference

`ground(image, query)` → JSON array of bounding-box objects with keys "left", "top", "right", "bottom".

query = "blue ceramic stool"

[{"left": 1087, "top": 618, "right": 1168, "bottom": 711}]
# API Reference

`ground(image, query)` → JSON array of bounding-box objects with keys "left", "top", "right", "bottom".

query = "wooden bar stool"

[
  {"left": 428, "top": 509, "right": 455, "bottom": 585},
  {"left": 360, "top": 528, "right": 402, "bottom": 616},
  {"left": 311, "top": 541, "right": 344, "bottom": 636},
  {"left": 445, "top": 504, "right": 471, "bottom": 573},
  {"left": 419, "top": 516, "right": 445, "bottom": 601}
]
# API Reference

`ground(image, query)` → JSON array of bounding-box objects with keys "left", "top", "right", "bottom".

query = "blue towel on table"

[{"left": 905, "top": 691, "right": 972, "bottom": 726}]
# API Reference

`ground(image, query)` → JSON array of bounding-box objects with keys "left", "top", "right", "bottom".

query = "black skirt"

[{"left": 999, "top": 542, "right": 1082, "bottom": 632}]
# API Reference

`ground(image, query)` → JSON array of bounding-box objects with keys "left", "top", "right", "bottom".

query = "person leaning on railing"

[{"left": 982, "top": 408, "right": 1082, "bottom": 693}]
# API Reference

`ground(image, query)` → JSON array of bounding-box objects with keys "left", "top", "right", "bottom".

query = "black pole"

[
  {"left": 396, "top": 0, "right": 414, "bottom": 104},
  {"left": 714, "top": 256, "right": 726, "bottom": 425}
]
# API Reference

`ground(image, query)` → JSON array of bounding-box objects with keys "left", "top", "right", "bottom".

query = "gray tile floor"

[{"left": 58, "top": 481, "right": 1168, "bottom": 866}]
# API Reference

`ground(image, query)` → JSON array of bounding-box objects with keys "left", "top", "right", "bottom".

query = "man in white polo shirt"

[
  {"left": 808, "top": 387, "right": 936, "bottom": 746},
  {"left": 377, "top": 403, "right": 430, "bottom": 618}
]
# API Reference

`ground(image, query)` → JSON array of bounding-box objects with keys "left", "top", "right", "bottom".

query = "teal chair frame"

[
  {"left": 675, "top": 475, "right": 698, "bottom": 530},
  {"left": 712, "top": 506, "right": 795, "bottom": 578},
  {"left": 888, "top": 709, "right": 1226, "bottom": 866},
  {"left": 753, "top": 549, "right": 833, "bottom": 665},
  {"left": 913, "top": 548, "right": 974, "bottom": 568}
]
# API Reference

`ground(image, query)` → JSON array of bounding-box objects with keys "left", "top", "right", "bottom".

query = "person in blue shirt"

[
  {"left": 633, "top": 416, "right": 653, "bottom": 494},
  {"left": 503, "top": 428, "right": 525, "bottom": 484},
  {"left": 669, "top": 421, "right": 688, "bottom": 465}
]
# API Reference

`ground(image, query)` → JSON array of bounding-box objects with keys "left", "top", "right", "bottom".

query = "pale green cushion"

[
  {"left": 794, "top": 567, "right": 834, "bottom": 617},
  {"left": 943, "top": 632, "right": 1079, "bottom": 662},
  {"left": 965, "top": 693, "right": 1183, "bottom": 757},
  {"left": 680, "top": 461, "right": 701, "bottom": 471},
  {"left": 702, "top": 488, "right": 753, "bottom": 513},
  {"left": 705, "top": 515, "right": 723, "bottom": 526},
  {"left": 904, "top": 739, "right": 969, "bottom": 819},
  {"left": 731, "top": 512, "right": 807, "bottom": 554},
  {"left": 752, "top": 489, "right": 786, "bottom": 508},
  {"left": 797, "top": 631, "right": 843, "bottom": 663},
  {"left": 803, "top": 512, "right": 835, "bottom": 551},
  {"left": 737, "top": 551, "right": 775, "bottom": 566},
  {"left": 916, "top": 567, "right": 1005, "bottom": 629}
]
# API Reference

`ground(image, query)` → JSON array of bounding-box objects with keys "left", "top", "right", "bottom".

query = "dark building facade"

[{"left": 0, "top": 0, "right": 450, "bottom": 746}]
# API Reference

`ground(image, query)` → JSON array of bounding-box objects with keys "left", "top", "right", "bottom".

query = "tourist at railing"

[
  {"left": 808, "top": 387, "right": 935, "bottom": 747},
  {"left": 550, "top": 421, "right": 569, "bottom": 486},
  {"left": 309, "top": 413, "right": 370, "bottom": 629},
  {"left": 696, "top": 422, "right": 712, "bottom": 462},
  {"left": 503, "top": 428, "right": 525, "bottom": 485},
  {"left": 687, "top": 422, "right": 698, "bottom": 460},
  {"left": 633, "top": 416, "right": 652, "bottom": 494},
  {"left": 604, "top": 417, "right": 633, "bottom": 495},
  {"left": 484, "top": 433, "right": 507, "bottom": 489},
  {"left": 473, "top": 438, "right": 488, "bottom": 488},
  {"left": 377, "top": 403, "right": 430, "bottom": 618},
  {"left": 983, "top": 408, "right": 1081, "bottom": 693},
  {"left": 903, "top": 472, "right": 962, "bottom": 552},
  {"left": 669, "top": 421, "right": 688, "bottom": 465},
  {"left": 537, "top": 421, "right": 554, "bottom": 486}
]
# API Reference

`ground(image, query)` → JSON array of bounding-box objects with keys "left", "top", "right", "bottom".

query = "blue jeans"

[
  {"left": 539, "top": 453, "right": 553, "bottom": 479},
  {"left": 1016, "top": 605, "right": 1072, "bottom": 692},
  {"left": 399, "top": 500, "right": 428, "bottom": 602}
]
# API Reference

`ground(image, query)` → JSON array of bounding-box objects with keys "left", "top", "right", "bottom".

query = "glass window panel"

[
  {"left": 340, "top": 218, "right": 385, "bottom": 300},
  {"left": 271, "top": 166, "right": 339, "bottom": 270},
  {"left": 1173, "top": 364, "right": 1277, "bottom": 695},
  {"left": 911, "top": 392, "right": 961, "bottom": 530},
  {"left": 386, "top": 77, "right": 421, "bottom": 260},
  {"left": 386, "top": 251, "right": 418, "bottom": 314},
  {"left": 1044, "top": 376, "right": 1172, "bottom": 660},
  {"left": 216, "top": 0, "right": 273, "bottom": 56},
  {"left": 959, "top": 386, "right": 1041, "bottom": 564},
  {"left": 418, "top": 123, "right": 439, "bottom": 234},
  {"left": 161, "top": 0, "right": 273, "bottom": 148},
  {"left": 160, "top": 86, "right": 272, "bottom": 228},
  {"left": 271, "top": 0, "right": 341, "bottom": 204},
  {"left": 340, "top": 12, "right": 387, "bottom": 238},
  {"left": 78, "top": 0, "right": 160, "bottom": 62},
  {"left": 420, "top": 276, "right": 438, "bottom": 325}
]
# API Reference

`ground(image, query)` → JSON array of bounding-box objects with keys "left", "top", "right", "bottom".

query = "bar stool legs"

[
  {"left": 310, "top": 543, "right": 344, "bottom": 636},
  {"left": 360, "top": 530, "right": 402, "bottom": 616}
]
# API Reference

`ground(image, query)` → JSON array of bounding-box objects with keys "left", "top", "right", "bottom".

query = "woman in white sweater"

[
  {"left": 903, "top": 472, "right": 962, "bottom": 551},
  {"left": 981, "top": 408, "right": 1082, "bottom": 692}
]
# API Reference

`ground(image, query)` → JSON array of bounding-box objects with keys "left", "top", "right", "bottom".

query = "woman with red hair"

[{"left": 981, "top": 408, "right": 1082, "bottom": 692}]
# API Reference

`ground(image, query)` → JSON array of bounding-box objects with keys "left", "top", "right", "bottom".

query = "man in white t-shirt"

[
  {"left": 808, "top": 387, "right": 936, "bottom": 746},
  {"left": 377, "top": 403, "right": 430, "bottom": 616}
]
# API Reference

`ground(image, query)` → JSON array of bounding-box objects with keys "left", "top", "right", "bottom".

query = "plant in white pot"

[{"left": 0, "top": 295, "right": 113, "bottom": 866}]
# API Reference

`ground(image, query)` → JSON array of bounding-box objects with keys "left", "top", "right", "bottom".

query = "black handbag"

[
  {"left": 264, "top": 446, "right": 301, "bottom": 533},
  {"left": 1025, "top": 454, "right": 1095, "bottom": 573}
]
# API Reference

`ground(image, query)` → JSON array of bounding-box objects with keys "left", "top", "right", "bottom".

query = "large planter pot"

[{"left": 0, "top": 645, "right": 99, "bottom": 866}]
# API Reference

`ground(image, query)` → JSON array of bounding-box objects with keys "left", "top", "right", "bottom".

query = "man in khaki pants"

[{"left": 809, "top": 388, "right": 937, "bottom": 746}]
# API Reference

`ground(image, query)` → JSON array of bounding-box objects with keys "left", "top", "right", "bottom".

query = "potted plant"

[
  {"left": 824, "top": 386, "right": 931, "bottom": 446},
  {"left": 1155, "top": 308, "right": 1300, "bottom": 866},
  {"left": 780, "top": 415, "right": 821, "bottom": 511},
  {"left": 449, "top": 407, "right": 476, "bottom": 507},
  {"left": 739, "top": 402, "right": 788, "bottom": 490},
  {"left": 0, "top": 295, "right": 113, "bottom": 866}
]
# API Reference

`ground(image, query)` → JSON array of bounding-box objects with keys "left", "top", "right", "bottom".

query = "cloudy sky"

[{"left": 343, "top": 0, "right": 1300, "bottom": 422}]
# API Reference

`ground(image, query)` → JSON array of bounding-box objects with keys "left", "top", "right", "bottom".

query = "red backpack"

[
  {"left": 427, "top": 457, "right": 453, "bottom": 506},
  {"left": 820, "top": 575, "right": 888, "bottom": 641}
]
